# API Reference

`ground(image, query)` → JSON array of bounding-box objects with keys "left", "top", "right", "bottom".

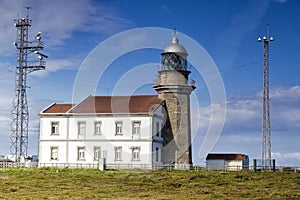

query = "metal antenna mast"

[
  {"left": 258, "top": 24, "right": 273, "bottom": 171},
  {"left": 10, "top": 7, "right": 48, "bottom": 162}
]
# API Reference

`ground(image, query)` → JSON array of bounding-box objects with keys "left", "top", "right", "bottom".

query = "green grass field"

[{"left": 0, "top": 168, "right": 299, "bottom": 199}]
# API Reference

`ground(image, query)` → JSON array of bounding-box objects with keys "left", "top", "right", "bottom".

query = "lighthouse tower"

[{"left": 153, "top": 30, "right": 195, "bottom": 169}]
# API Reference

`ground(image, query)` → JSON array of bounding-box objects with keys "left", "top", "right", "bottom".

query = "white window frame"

[
  {"left": 51, "top": 121, "right": 59, "bottom": 135},
  {"left": 50, "top": 146, "right": 58, "bottom": 160},
  {"left": 132, "top": 121, "right": 141, "bottom": 136},
  {"left": 114, "top": 146, "right": 122, "bottom": 161},
  {"left": 78, "top": 121, "right": 86, "bottom": 136},
  {"left": 77, "top": 147, "right": 86, "bottom": 160},
  {"left": 115, "top": 121, "right": 123, "bottom": 135},
  {"left": 94, "top": 146, "right": 101, "bottom": 160},
  {"left": 131, "top": 146, "right": 141, "bottom": 161},
  {"left": 94, "top": 121, "right": 102, "bottom": 135}
]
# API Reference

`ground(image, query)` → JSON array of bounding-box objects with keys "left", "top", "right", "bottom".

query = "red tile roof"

[
  {"left": 42, "top": 95, "right": 163, "bottom": 114},
  {"left": 206, "top": 154, "right": 248, "bottom": 161},
  {"left": 42, "top": 103, "right": 74, "bottom": 113},
  {"left": 70, "top": 95, "right": 163, "bottom": 114}
]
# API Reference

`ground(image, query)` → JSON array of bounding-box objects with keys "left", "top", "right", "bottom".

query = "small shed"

[{"left": 206, "top": 153, "right": 249, "bottom": 171}]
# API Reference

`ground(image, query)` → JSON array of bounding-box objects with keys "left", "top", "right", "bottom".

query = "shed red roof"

[
  {"left": 42, "top": 95, "right": 163, "bottom": 114},
  {"left": 206, "top": 154, "right": 248, "bottom": 161}
]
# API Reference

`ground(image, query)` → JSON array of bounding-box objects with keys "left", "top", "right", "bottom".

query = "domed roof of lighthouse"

[{"left": 163, "top": 29, "right": 188, "bottom": 58}]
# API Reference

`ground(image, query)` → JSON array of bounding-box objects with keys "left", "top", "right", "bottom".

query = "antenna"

[
  {"left": 25, "top": 6, "right": 32, "bottom": 19},
  {"left": 10, "top": 8, "right": 47, "bottom": 162},
  {"left": 258, "top": 25, "right": 274, "bottom": 172}
]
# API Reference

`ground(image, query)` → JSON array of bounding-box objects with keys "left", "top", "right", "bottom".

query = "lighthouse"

[{"left": 153, "top": 30, "right": 195, "bottom": 169}]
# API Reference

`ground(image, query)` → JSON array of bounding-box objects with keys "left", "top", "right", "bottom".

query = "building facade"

[
  {"left": 206, "top": 153, "right": 249, "bottom": 171},
  {"left": 39, "top": 95, "right": 166, "bottom": 168}
]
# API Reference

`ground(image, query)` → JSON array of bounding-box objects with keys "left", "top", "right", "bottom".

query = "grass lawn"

[{"left": 0, "top": 168, "right": 299, "bottom": 199}]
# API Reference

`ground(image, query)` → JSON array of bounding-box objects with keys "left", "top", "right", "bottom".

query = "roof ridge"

[
  {"left": 40, "top": 102, "right": 56, "bottom": 114},
  {"left": 93, "top": 94, "right": 158, "bottom": 98},
  {"left": 42, "top": 95, "right": 164, "bottom": 114},
  {"left": 68, "top": 95, "right": 92, "bottom": 113}
]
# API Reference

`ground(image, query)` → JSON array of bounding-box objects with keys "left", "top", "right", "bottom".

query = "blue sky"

[{"left": 0, "top": 0, "right": 299, "bottom": 166}]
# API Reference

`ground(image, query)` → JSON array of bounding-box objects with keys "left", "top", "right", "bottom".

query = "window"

[
  {"left": 114, "top": 146, "right": 122, "bottom": 161},
  {"left": 115, "top": 121, "right": 123, "bottom": 135},
  {"left": 156, "top": 122, "right": 160, "bottom": 137},
  {"left": 94, "top": 121, "right": 102, "bottom": 135},
  {"left": 155, "top": 147, "right": 161, "bottom": 162},
  {"left": 132, "top": 121, "right": 141, "bottom": 136},
  {"left": 78, "top": 121, "right": 86, "bottom": 136},
  {"left": 51, "top": 122, "right": 59, "bottom": 135},
  {"left": 77, "top": 147, "right": 85, "bottom": 160},
  {"left": 50, "top": 147, "right": 58, "bottom": 160},
  {"left": 131, "top": 147, "right": 140, "bottom": 161},
  {"left": 94, "top": 146, "right": 101, "bottom": 160}
]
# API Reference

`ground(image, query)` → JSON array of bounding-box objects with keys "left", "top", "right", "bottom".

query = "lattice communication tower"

[
  {"left": 10, "top": 7, "right": 47, "bottom": 162},
  {"left": 258, "top": 25, "right": 274, "bottom": 171}
]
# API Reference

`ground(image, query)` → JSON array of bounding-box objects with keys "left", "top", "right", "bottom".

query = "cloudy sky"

[{"left": 0, "top": 0, "right": 299, "bottom": 166}]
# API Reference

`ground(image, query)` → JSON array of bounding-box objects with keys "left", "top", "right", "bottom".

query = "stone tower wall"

[{"left": 154, "top": 70, "right": 194, "bottom": 167}]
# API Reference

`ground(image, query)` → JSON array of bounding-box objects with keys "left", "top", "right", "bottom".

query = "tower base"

[{"left": 174, "top": 163, "right": 192, "bottom": 170}]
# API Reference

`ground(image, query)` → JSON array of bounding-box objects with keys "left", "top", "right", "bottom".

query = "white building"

[
  {"left": 206, "top": 153, "right": 249, "bottom": 171},
  {"left": 39, "top": 95, "right": 167, "bottom": 169},
  {"left": 39, "top": 32, "right": 196, "bottom": 169}
]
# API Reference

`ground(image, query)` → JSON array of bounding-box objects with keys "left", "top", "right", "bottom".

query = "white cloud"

[
  {"left": 30, "top": 57, "right": 80, "bottom": 77},
  {"left": 192, "top": 103, "right": 226, "bottom": 130},
  {"left": 0, "top": 0, "right": 134, "bottom": 56},
  {"left": 272, "top": 152, "right": 300, "bottom": 166},
  {"left": 0, "top": 0, "right": 132, "bottom": 153},
  {"left": 225, "top": 134, "right": 260, "bottom": 144},
  {"left": 272, "top": 152, "right": 300, "bottom": 160},
  {"left": 270, "top": 85, "right": 300, "bottom": 97},
  {"left": 269, "top": 86, "right": 300, "bottom": 106},
  {"left": 0, "top": 0, "right": 134, "bottom": 82},
  {"left": 225, "top": 98, "right": 260, "bottom": 130},
  {"left": 0, "top": 0, "right": 135, "bottom": 155},
  {"left": 268, "top": 86, "right": 300, "bottom": 130},
  {"left": 280, "top": 109, "right": 300, "bottom": 123},
  {"left": 193, "top": 85, "right": 300, "bottom": 166}
]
